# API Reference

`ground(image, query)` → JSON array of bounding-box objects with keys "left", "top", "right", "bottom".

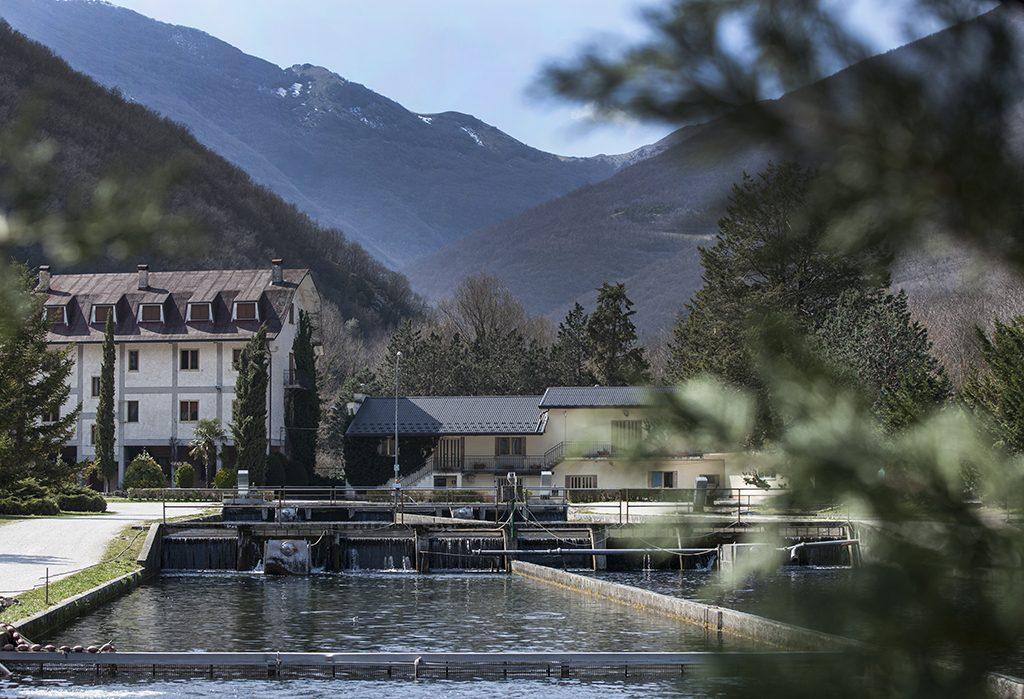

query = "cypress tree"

[
  {"left": 586, "top": 282, "right": 650, "bottom": 386},
  {"left": 233, "top": 325, "right": 268, "bottom": 484},
  {"left": 287, "top": 310, "right": 321, "bottom": 481},
  {"left": 96, "top": 313, "right": 117, "bottom": 489}
]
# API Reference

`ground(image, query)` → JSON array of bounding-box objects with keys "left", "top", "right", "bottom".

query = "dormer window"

[
  {"left": 233, "top": 301, "right": 258, "bottom": 321},
  {"left": 187, "top": 302, "right": 212, "bottom": 322},
  {"left": 91, "top": 305, "right": 116, "bottom": 324},
  {"left": 138, "top": 303, "right": 164, "bottom": 323},
  {"left": 44, "top": 306, "right": 67, "bottom": 325}
]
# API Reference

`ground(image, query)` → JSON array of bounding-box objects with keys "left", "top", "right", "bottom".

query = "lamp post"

[{"left": 393, "top": 351, "right": 402, "bottom": 490}]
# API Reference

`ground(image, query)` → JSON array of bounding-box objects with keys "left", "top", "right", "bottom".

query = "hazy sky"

[{"left": 105, "top": 0, "right": 949, "bottom": 157}]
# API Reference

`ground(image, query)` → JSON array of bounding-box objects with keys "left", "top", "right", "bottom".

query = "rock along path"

[{"left": 0, "top": 501, "right": 216, "bottom": 595}]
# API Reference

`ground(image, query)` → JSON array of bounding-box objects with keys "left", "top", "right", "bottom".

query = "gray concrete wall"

[
  {"left": 13, "top": 570, "right": 145, "bottom": 641},
  {"left": 511, "top": 560, "right": 857, "bottom": 651}
]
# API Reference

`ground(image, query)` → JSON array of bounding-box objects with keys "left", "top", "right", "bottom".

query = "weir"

[{"left": 154, "top": 516, "right": 860, "bottom": 574}]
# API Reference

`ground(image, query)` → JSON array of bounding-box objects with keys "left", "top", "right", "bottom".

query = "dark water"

[
  {"left": 589, "top": 567, "right": 859, "bottom": 635},
  {"left": 1, "top": 573, "right": 830, "bottom": 697},
  {"left": 44, "top": 573, "right": 739, "bottom": 652}
]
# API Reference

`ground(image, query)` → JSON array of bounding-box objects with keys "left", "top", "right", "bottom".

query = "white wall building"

[
  {"left": 39, "top": 260, "right": 321, "bottom": 486},
  {"left": 345, "top": 387, "right": 743, "bottom": 491}
]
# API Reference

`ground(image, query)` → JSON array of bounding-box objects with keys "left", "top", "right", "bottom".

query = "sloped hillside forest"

[{"left": 0, "top": 20, "right": 420, "bottom": 344}]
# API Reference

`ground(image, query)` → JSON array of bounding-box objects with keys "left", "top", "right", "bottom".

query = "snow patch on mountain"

[
  {"left": 417, "top": 115, "right": 433, "bottom": 125},
  {"left": 460, "top": 126, "right": 483, "bottom": 146}
]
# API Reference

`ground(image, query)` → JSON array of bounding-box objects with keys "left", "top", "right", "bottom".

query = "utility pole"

[{"left": 393, "top": 350, "right": 402, "bottom": 495}]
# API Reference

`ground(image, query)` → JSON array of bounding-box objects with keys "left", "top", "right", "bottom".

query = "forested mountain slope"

[
  {"left": 0, "top": 20, "right": 419, "bottom": 333},
  {"left": 0, "top": 0, "right": 652, "bottom": 267}
]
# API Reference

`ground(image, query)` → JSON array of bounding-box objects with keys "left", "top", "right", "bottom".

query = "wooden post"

[{"left": 590, "top": 526, "right": 607, "bottom": 571}]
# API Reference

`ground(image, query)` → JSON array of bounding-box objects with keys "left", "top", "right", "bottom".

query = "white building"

[
  {"left": 38, "top": 260, "right": 321, "bottom": 486},
  {"left": 345, "top": 387, "right": 744, "bottom": 491}
]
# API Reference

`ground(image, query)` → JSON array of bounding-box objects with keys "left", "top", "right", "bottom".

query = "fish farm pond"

[{"left": 0, "top": 570, "right": 850, "bottom": 697}]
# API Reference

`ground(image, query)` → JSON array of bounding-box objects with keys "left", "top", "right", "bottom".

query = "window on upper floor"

[
  {"left": 179, "top": 400, "right": 199, "bottom": 422},
  {"left": 379, "top": 436, "right": 396, "bottom": 457},
  {"left": 138, "top": 304, "right": 163, "bottom": 323},
  {"left": 495, "top": 437, "right": 525, "bottom": 456},
  {"left": 91, "top": 305, "right": 116, "bottom": 325},
  {"left": 233, "top": 301, "right": 258, "bottom": 321},
  {"left": 126, "top": 400, "right": 139, "bottom": 423},
  {"left": 288, "top": 303, "right": 295, "bottom": 324},
  {"left": 91, "top": 376, "right": 101, "bottom": 397},
  {"left": 42, "top": 406, "right": 60, "bottom": 423},
  {"left": 90, "top": 423, "right": 97, "bottom": 445},
  {"left": 232, "top": 348, "right": 243, "bottom": 369},
  {"left": 187, "top": 302, "right": 212, "bottom": 322},
  {"left": 179, "top": 349, "right": 199, "bottom": 371},
  {"left": 44, "top": 306, "right": 67, "bottom": 325},
  {"left": 128, "top": 350, "right": 139, "bottom": 372}
]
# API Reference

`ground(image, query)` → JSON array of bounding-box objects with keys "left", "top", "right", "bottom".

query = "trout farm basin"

[{"left": 0, "top": 570, "right": 846, "bottom": 697}]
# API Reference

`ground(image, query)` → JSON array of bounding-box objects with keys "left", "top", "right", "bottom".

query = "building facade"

[
  {"left": 39, "top": 260, "right": 321, "bottom": 486},
  {"left": 345, "top": 387, "right": 739, "bottom": 491}
]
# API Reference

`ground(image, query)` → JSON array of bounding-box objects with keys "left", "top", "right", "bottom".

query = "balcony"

[
  {"left": 431, "top": 455, "right": 548, "bottom": 475},
  {"left": 426, "top": 443, "right": 709, "bottom": 474}
]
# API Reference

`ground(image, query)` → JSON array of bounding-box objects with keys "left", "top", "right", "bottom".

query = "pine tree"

[
  {"left": 233, "top": 325, "right": 268, "bottom": 484},
  {"left": 550, "top": 302, "right": 595, "bottom": 386},
  {"left": 586, "top": 283, "right": 650, "bottom": 386},
  {"left": 0, "top": 282, "right": 79, "bottom": 488},
  {"left": 962, "top": 317, "right": 1024, "bottom": 453},
  {"left": 813, "top": 289, "right": 950, "bottom": 432},
  {"left": 286, "top": 310, "right": 321, "bottom": 481},
  {"left": 667, "top": 163, "right": 886, "bottom": 387},
  {"left": 96, "top": 313, "right": 117, "bottom": 489}
]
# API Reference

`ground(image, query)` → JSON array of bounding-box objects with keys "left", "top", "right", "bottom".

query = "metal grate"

[{"left": 0, "top": 651, "right": 832, "bottom": 681}]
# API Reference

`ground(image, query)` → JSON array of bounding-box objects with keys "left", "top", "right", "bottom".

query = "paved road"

[{"left": 0, "top": 501, "right": 216, "bottom": 595}]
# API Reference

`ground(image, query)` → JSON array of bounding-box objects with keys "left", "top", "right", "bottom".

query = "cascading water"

[
  {"left": 341, "top": 538, "right": 416, "bottom": 571},
  {"left": 427, "top": 537, "right": 504, "bottom": 570},
  {"left": 161, "top": 536, "right": 238, "bottom": 571}
]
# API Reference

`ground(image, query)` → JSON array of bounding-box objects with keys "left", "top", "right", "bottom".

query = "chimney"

[
  {"left": 271, "top": 258, "right": 284, "bottom": 285},
  {"left": 37, "top": 265, "right": 51, "bottom": 292},
  {"left": 137, "top": 264, "right": 149, "bottom": 290}
]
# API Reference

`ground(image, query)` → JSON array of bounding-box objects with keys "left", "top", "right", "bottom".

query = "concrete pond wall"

[{"left": 511, "top": 560, "right": 856, "bottom": 651}]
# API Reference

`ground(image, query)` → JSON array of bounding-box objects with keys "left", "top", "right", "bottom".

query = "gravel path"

[{"left": 0, "top": 501, "right": 216, "bottom": 595}]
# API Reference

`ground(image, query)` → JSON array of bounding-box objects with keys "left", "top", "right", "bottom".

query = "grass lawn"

[{"left": 0, "top": 507, "right": 217, "bottom": 625}]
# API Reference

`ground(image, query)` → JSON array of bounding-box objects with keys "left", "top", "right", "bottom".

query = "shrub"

[
  {"left": 125, "top": 488, "right": 229, "bottom": 501},
  {"left": 212, "top": 467, "right": 237, "bottom": 489},
  {"left": 173, "top": 462, "right": 196, "bottom": 488},
  {"left": 0, "top": 497, "right": 59, "bottom": 516},
  {"left": 55, "top": 485, "right": 107, "bottom": 512},
  {"left": 124, "top": 452, "right": 165, "bottom": 489},
  {"left": 6, "top": 479, "right": 49, "bottom": 500}
]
